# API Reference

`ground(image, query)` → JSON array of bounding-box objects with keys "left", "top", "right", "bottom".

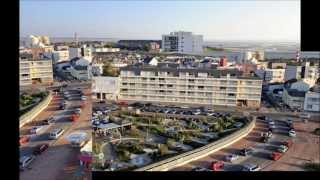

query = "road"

[
  {"left": 170, "top": 116, "right": 320, "bottom": 171},
  {"left": 20, "top": 82, "right": 92, "bottom": 180}
]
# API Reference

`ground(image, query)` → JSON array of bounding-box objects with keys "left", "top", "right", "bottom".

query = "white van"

[
  {"left": 49, "top": 128, "right": 64, "bottom": 139},
  {"left": 20, "top": 155, "right": 35, "bottom": 169}
]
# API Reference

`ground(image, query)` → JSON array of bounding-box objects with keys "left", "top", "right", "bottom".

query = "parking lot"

[
  {"left": 91, "top": 101, "right": 253, "bottom": 171},
  {"left": 170, "top": 115, "right": 320, "bottom": 171},
  {"left": 19, "top": 82, "right": 92, "bottom": 180}
]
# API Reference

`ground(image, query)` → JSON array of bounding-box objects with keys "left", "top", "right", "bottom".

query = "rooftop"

[{"left": 120, "top": 63, "right": 261, "bottom": 79}]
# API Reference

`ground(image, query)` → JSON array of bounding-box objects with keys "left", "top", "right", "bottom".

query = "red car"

[
  {"left": 211, "top": 161, "right": 224, "bottom": 171},
  {"left": 33, "top": 144, "right": 49, "bottom": 155},
  {"left": 19, "top": 136, "right": 30, "bottom": 145},
  {"left": 270, "top": 152, "right": 282, "bottom": 161},
  {"left": 70, "top": 113, "right": 79, "bottom": 122},
  {"left": 117, "top": 100, "right": 128, "bottom": 106}
]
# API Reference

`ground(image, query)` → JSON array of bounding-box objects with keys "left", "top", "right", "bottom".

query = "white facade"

[
  {"left": 255, "top": 68, "right": 285, "bottom": 83},
  {"left": 162, "top": 31, "right": 203, "bottom": 53},
  {"left": 20, "top": 59, "right": 53, "bottom": 86},
  {"left": 304, "top": 88, "right": 320, "bottom": 112},
  {"left": 92, "top": 76, "right": 120, "bottom": 100},
  {"left": 69, "top": 46, "right": 93, "bottom": 62},
  {"left": 92, "top": 47, "right": 120, "bottom": 53},
  {"left": 52, "top": 50, "right": 69, "bottom": 62},
  {"left": 119, "top": 65, "right": 262, "bottom": 108},
  {"left": 69, "top": 58, "right": 92, "bottom": 80},
  {"left": 245, "top": 51, "right": 264, "bottom": 62},
  {"left": 282, "top": 89, "right": 305, "bottom": 110}
]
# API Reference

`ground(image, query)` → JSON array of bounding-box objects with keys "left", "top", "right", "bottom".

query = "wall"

[
  {"left": 135, "top": 118, "right": 255, "bottom": 171},
  {"left": 19, "top": 92, "right": 52, "bottom": 128}
]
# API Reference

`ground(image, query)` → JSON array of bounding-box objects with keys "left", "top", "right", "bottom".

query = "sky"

[{"left": 20, "top": 0, "right": 300, "bottom": 42}]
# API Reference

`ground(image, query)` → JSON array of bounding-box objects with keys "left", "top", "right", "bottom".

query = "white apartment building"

[
  {"left": 92, "top": 47, "right": 120, "bottom": 53},
  {"left": 92, "top": 76, "right": 120, "bottom": 100},
  {"left": 69, "top": 45, "right": 93, "bottom": 62},
  {"left": 304, "top": 85, "right": 320, "bottom": 112},
  {"left": 162, "top": 31, "right": 203, "bottom": 53},
  {"left": 119, "top": 63, "right": 263, "bottom": 108},
  {"left": 20, "top": 58, "right": 53, "bottom": 86},
  {"left": 52, "top": 50, "right": 69, "bottom": 63},
  {"left": 284, "top": 62, "right": 319, "bottom": 83},
  {"left": 255, "top": 68, "right": 286, "bottom": 83}
]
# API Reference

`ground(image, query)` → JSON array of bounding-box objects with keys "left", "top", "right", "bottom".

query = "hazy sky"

[{"left": 20, "top": 0, "right": 300, "bottom": 41}]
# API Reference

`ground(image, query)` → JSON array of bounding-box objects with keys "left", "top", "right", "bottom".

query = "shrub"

[
  {"left": 304, "top": 163, "right": 320, "bottom": 171},
  {"left": 314, "top": 128, "right": 320, "bottom": 136}
]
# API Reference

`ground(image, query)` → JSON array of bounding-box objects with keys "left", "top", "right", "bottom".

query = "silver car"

[{"left": 242, "top": 163, "right": 261, "bottom": 171}]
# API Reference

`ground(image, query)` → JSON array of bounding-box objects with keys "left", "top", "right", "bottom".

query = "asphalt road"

[{"left": 20, "top": 82, "right": 92, "bottom": 180}]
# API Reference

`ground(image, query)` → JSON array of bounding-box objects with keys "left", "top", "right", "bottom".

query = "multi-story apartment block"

[
  {"left": 255, "top": 68, "right": 286, "bottom": 83},
  {"left": 285, "top": 62, "right": 319, "bottom": 83},
  {"left": 19, "top": 58, "right": 53, "bottom": 86},
  {"left": 162, "top": 31, "right": 203, "bottom": 53},
  {"left": 69, "top": 45, "right": 93, "bottom": 62},
  {"left": 118, "top": 63, "right": 262, "bottom": 108}
]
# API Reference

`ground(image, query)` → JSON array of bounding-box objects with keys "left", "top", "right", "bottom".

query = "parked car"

[
  {"left": 75, "top": 108, "right": 82, "bottom": 114},
  {"left": 211, "top": 161, "right": 224, "bottom": 171},
  {"left": 277, "top": 145, "right": 288, "bottom": 153},
  {"left": 269, "top": 124, "right": 276, "bottom": 129},
  {"left": 270, "top": 151, "right": 282, "bottom": 161},
  {"left": 49, "top": 128, "right": 64, "bottom": 140},
  {"left": 242, "top": 164, "right": 261, "bottom": 171},
  {"left": 268, "top": 121, "right": 275, "bottom": 125},
  {"left": 240, "top": 147, "right": 254, "bottom": 156},
  {"left": 257, "top": 116, "right": 266, "bottom": 120},
  {"left": 288, "top": 130, "right": 296, "bottom": 137},
  {"left": 191, "top": 166, "right": 212, "bottom": 171},
  {"left": 20, "top": 155, "right": 35, "bottom": 170},
  {"left": 30, "top": 126, "right": 44, "bottom": 134},
  {"left": 81, "top": 96, "right": 87, "bottom": 101},
  {"left": 20, "top": 136, "right": 30, "bottom": 145},
  {"left": 225, "top": 154, "right": 239, "bottom": 162},
  {"left": 33, "top": 143, "right": 49, "bottom": 155}
]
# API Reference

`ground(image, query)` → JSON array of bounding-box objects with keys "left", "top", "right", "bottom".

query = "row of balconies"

[{"left": 120, "top": 95, "right": 237, "bottom": 106}]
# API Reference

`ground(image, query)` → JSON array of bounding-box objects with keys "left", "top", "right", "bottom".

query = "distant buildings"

[
  {"left": 92, "top": 47, "right": 120, "bottom": 53},
  {"left": 244, "top": 51, "right": 264, "bottom": 63},
  {"left": 19, "top": 58, "right": 53, "bottom": 86},
  {"left": 162, "top": 31, "right": 203, "bottom": 53},
  {"left": 119, "top": 63, "right": 262, "bottom": 108},
  {"left": 117, "top": 40, "right": 161, "bottom": 50},
  {"left": 30, "top": 35, "right": 50, "bottom": 48},
  {"left": 255, "top": 68, "right": 286, "bottom": 83},
  {"left": 69, "top": 45, "right": 93, "bottom": 62}
]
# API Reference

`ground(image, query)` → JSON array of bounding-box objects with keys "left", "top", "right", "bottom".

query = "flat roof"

[
  {"left": 120, "top": 64, "right": 261, "bottom": 79},
  {"left": 97, "top": 123, "right": 121, "bottom": 130}
]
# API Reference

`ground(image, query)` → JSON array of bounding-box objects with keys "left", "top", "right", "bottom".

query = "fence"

[
  {"left": 19, "top": 92, "right": 53, "bottom": 128},
  {"left": 135, "top": 118, "right": 256, "bottom": 171}
]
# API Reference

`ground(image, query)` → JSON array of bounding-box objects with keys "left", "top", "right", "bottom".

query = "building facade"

[
  {"left": 92, "top": 76, "right": 120, "bottom": 100},
  {"left": 119, "top": 63, "right": 262, "bottom": 108},
  {"left": 162, "top": 31, "right": 203, "bottom": 53},
  {"left": 303, "top": 85, "right": 320, "bottom": 112},
  {"left": 20, "top": 58, "right": 53, "bottom": 86},
  {"left": 255, "top": 68, "right": 286, "bottom": 83}
]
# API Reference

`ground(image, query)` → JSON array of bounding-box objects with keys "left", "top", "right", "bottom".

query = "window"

[
  {"left": 150, "top": 78, "right": 155, "bottom": 81},
  {"left": 307, "top": 105, "right": 312, "bottom": 109},
  {"left": 122, "top": 83, "right": 127, "bottom": 85},
  {"left": 220, "top": 87, "right": 226, "bottom": 90}
]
